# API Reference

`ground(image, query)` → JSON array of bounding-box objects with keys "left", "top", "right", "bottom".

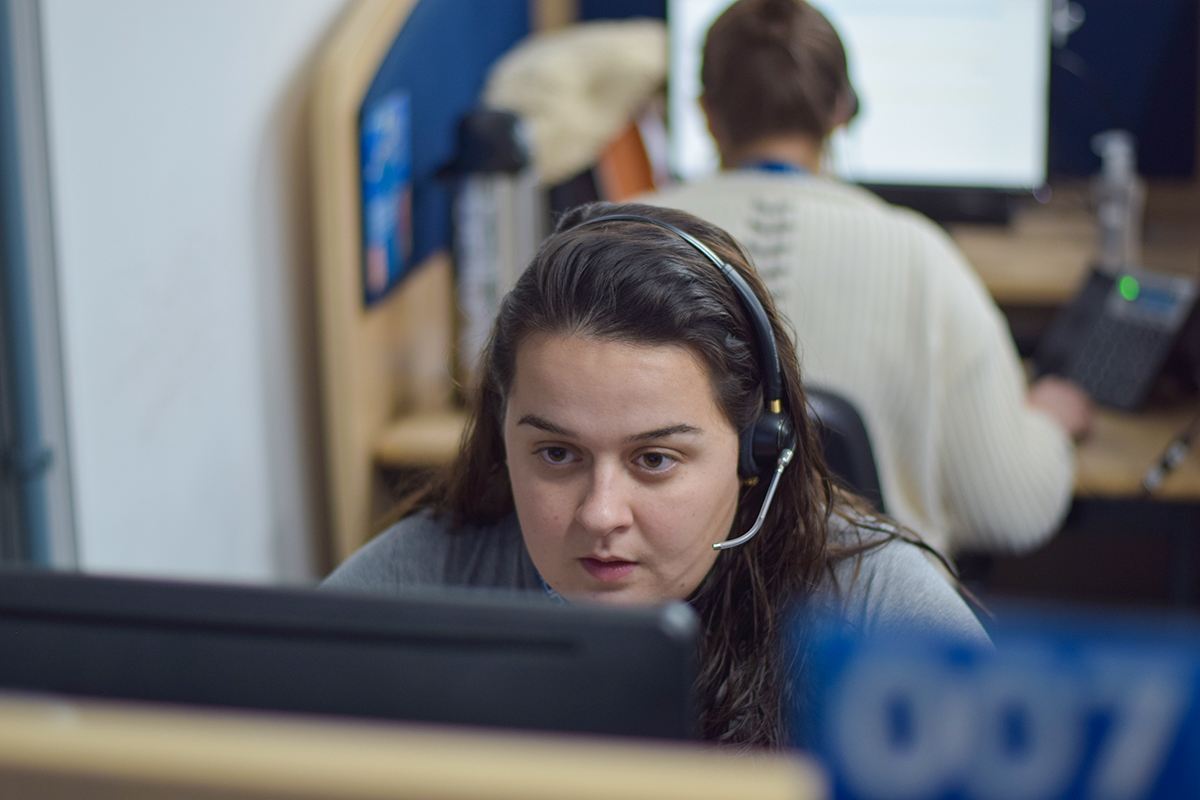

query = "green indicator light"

[{"left": 1118, "top": 275, "right": 1140, "bottom": 302}]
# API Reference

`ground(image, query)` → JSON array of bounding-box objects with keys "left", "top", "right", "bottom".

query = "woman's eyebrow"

[
  {"left": 628, "top": 424, "right": 703, "bottom": 443},
  {"left": 517, "top": 414, "right": 575, "bottom": 438},
  {"left": 516, "top": 415, "right": 702, "bottom": 443}
]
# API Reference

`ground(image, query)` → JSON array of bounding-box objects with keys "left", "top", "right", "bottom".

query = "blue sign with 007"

[{"left": 801, "top": 611, "right": 1200, "bottom": 800}]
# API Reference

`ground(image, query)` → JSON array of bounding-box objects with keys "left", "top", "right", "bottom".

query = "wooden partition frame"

[{"left": 311, "top": 0, "right": 456, "bottom": 564}]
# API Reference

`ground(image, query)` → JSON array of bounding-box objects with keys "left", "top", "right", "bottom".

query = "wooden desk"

[
  {"left": 375, "top": 408, "right": 469, "bottom": 467},
  {"left": 0, "top": 693, "right": 825, "bottom": 800},
  {"left": 948, "top": 189, "right": 1096, "bottom": 305},
  {"left": 948, "top": 182, "right": 1200, "bottom": 306},
  {"left": 1076, "top": 404, "right": 1200, "bottom": 499}
]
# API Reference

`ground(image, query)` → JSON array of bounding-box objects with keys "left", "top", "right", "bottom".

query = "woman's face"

[{"left": 503, "top": 332, "right": 741, "bottom": 605}]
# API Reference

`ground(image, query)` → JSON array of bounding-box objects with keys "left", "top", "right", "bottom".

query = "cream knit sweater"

[{"left": 642, "top": 172, "right": 1075, "bottom": 555}]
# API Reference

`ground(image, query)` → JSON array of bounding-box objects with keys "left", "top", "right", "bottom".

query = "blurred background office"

[{"left": 0, "top": 0, "right": 1197, "bottom": 611}]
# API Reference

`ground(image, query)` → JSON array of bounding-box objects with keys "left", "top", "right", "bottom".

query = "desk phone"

[{"left": 1033, "top": 267, "right": 1200, "bottom": 410}]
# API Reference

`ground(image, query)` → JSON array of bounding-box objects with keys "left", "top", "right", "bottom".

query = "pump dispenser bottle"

[{"left": 1091, "top": 129, "right": 1145, "bottom": 274}]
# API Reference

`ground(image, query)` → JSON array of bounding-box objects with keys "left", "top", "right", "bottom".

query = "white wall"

[{"left": 40, "top": 0, "right": 348, "bottom": 582}]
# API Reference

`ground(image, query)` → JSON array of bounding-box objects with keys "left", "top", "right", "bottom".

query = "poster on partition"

[{"left": 360, "top": 91, "right": 413, "bottom": 305}]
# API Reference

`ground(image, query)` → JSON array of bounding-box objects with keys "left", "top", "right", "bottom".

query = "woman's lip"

[{"left": 580, "top": 557, "right": 636, "bottom": 581}]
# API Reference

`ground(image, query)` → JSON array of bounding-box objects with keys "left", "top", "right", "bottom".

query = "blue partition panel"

[
  {"left": 360, "top": 0, "right": 530, "bottom": 302},
  {"left": 1048, "top": 0, "right": 1197, "bottom": 178}
]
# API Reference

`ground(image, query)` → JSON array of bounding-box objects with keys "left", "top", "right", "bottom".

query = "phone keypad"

[{"left": 1067, "top": 316, "right": 1176, "bottom": 409}]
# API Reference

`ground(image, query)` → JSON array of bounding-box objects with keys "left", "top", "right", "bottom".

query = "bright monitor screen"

[{"left": 668, "top": 0, "right": 1051, "bottom": 189}]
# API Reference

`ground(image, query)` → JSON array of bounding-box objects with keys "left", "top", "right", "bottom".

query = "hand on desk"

[{"left": 1029, "top": 375, "right": 1096, "bottom": 442}]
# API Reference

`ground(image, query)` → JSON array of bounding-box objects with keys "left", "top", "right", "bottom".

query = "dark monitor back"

[{"left": 0, "top": 569, "right": 698, "bottom": 740}]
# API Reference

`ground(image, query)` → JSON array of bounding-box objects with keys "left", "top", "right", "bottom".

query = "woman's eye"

[
  {"left": 538, "top": 446, "right": 575, "bottom": 465},
  {"left": 637, "top": 452, "right": 676, "bottom": 471}
]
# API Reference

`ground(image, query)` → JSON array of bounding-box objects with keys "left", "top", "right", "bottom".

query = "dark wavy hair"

[
  {"left": 702, "top": 0, "right": 851, "bottom": 151},
  {"left": 400, "top": 201, "right": 888, "bottom": 747}
]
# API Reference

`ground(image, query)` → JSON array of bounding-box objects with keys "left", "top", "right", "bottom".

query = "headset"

[{"left": 570, "top": 214, "right": 797, "bottom": 550}]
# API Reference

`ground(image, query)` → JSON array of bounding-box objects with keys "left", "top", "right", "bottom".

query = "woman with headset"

[{"left": 323, "top": 202, "right": 987, "bottom": 747}]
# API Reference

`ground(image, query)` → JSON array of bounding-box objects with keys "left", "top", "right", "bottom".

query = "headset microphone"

[
  {"left": 713, "top": 446, "right": 794, "bottom": 550},
  {"left": 572, "top": 213, "right": 797, "bottom": 550}
]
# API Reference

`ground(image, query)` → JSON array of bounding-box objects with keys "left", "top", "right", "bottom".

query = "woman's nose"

[{"left": 575, "top": 464, "right": 634, "bottom": 535}]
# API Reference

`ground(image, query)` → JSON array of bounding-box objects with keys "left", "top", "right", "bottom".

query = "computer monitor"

[
  {"left": 668, "top": 0, "right": 1052, "bottom": 220},
  {"left": 0, "top": 568, "right": 698, "bottom": 739}
]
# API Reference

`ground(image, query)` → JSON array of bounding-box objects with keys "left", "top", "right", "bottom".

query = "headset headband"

[{"left": 573, "top": 214, "right": 785, "bottom": 410}]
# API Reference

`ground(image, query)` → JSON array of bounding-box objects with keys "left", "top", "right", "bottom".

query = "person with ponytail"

[
  {"left": 323, "top": 201, "right": 987, "bottom": 748},
  {"left": 641, "top": 0, "right": 1093, "bottom": 559}
]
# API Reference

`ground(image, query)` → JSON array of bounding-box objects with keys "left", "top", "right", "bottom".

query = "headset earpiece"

[{"left": 739, "top": 409, "right": 796, "bottom": 480}]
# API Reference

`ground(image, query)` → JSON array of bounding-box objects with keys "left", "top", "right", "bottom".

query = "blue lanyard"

[
  {"left": 537, "top": 572, "right": 568, "bottom": 604},
  {"left": 741, "top": 160, "right": 808, "bottom": 175}
]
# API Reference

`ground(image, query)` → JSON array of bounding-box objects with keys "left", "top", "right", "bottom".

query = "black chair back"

[{"left": 805, "top": 387, "right": 886, "bottom": 513}]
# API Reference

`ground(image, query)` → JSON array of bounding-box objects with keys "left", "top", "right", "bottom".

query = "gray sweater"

[{"left": 322, "top": 511, "right": 990, "bottom": 647}]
